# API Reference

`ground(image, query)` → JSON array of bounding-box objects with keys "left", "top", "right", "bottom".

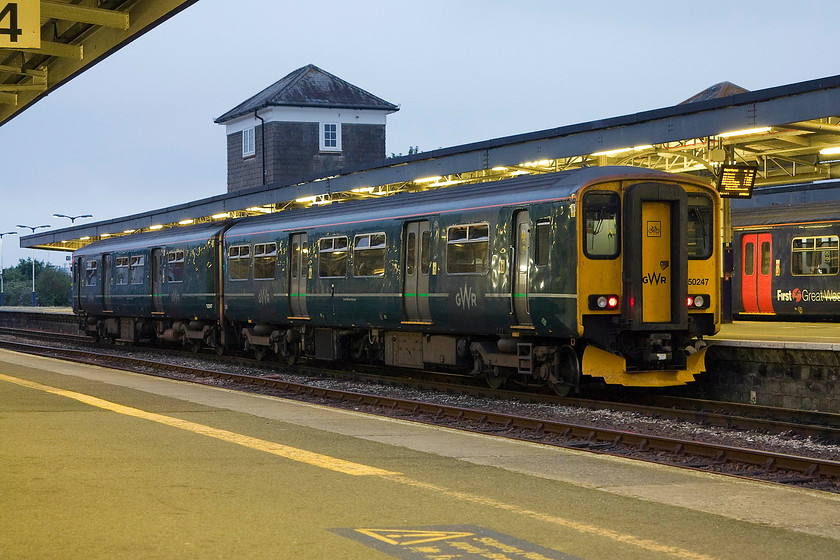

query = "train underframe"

[{"left": 83, "top": 314, "right": 706, "bottom": 393}]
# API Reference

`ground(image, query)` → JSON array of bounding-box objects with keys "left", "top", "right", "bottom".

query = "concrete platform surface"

[
  {"left": 1, "top": 349, "right": 838, "bottom": 560},
  {"left": 711, "top": 320, "right": 840, "bottom": 350}
]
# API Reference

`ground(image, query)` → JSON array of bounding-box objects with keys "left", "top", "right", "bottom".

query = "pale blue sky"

[{"left": 2, "top": 0, "right": 839, "bottom": 266}]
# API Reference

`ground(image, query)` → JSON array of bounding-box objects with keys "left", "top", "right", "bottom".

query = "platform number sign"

[{"left": 0, "top": 1, "right": 40, "bottom": 48}]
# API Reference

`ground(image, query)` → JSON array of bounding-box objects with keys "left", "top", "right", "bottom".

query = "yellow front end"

[{"left": 576, "top": 175, "right": 721, "bottom": 387}]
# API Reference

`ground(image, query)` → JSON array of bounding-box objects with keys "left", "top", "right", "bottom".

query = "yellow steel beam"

[
  {"left": 0, "top": 64, "right": 46, "bottom": 79},
  {"left": 0, "top": 92, "right": 16, "bottom": 105},
  {"left": 20, "top": 39, "right": 83, "bottom": 59},
  {"left": 0, "top": 83, "right": 46, "bottom": 92},
  {"left": 41, "top": 1, "right": 130, "bottom": 30}
]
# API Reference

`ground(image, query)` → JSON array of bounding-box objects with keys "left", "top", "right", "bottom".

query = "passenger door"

[
  {"left": 640, "top": 202, "right": 672, "bottom": 323},
  {"left": 289, "top": 233, "right": 308, "bottom": 318},
  {"left": 512, "top": 210, "right": 532, "bottom": 325},
  {"left": 741, "top": 233, "right": 774, "bottom": 314},
  {"left": 102, "top": 254, "right": 112, "bottom": 312},
  {"left": 403, "top": 221, "right": 431, "bottom": 322},
  {"left": 152, "top": 248, "right": 163, "bottom": 313}
]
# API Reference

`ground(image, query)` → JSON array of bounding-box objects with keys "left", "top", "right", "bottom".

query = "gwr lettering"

[{"left": 642, "top": 272, "right": 668, "bottom": 285}]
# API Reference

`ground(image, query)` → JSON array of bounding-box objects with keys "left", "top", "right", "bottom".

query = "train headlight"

[
  {"left": 589, "top": 294, "right": 620, "bottom": 310},
  {"left": 687, "top": 294, "right": 709, "bottom": 309}
]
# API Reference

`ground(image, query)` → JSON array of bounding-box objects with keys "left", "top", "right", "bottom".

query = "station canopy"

[
  {"left": 0, "top": 0, "right": 197, "bottom": 126},
  {"left": 6, "top": 5, "right": 840, "bottom": 252}
]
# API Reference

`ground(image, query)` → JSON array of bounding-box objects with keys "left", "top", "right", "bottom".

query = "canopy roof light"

[
  {"left": 716, "top": 127, "right": 771, "bottom": 138},
  {"left": 149, "top": 225, "right": 164, "bottom": 230},
  {"left": 819, "top": 146, "right": 840, "bottom": 155},
  {"left": 591, "top": 145, "right": 653, "bottom": 157},
  {"left": 414, "top": 176, "right": 442, "bottom": 184},
  {"left": 178, "top": 219, "right": 194, "bottom": 225}
]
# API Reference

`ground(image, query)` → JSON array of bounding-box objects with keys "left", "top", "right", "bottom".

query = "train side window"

[
  {"left": 254, "top": 243, "right": 277, "bottom": 280},
  {"left": 582, "top": 192, "right": 620, "bottom": 259},
  {"left": 744, "top": 243, "right": 755, "bottom": 276},
  {"left": 760, "top": 242, "right": 771, "bottom": 276},
  {"left": 791, "top": 236, "right": 839, "bottom": 275},
  {"left": 354, "top": 233, "right": 386, "bottom": 277},
  {"left": 115, "top": 257, "right": 129, "bottom": 285},
  {"left": 319, "top": 236, "right": 348, "bottom": 278},
  {"left": 406, "top": 232, "right": 416, "bottom": 276},
  {"left": 420, "top": 230, "right": 431, "bottom": 275},
  {"left": 291, "top": 242, "right": 300, "bottom": 278},
  {"left": 129, "top": 256, "right": 144, "bottom": 285},
  {"left": 228, "top": 245, "right": 251, "bottom": 280},
  {"left": 166, "top": 250, "right": 185, "bottom": 283},
  {"left": 85, "top": 260, "right": 98, "bottom": 287},
  {"left": 687, "top": 195, "right": 713, "bottom": 259},
  {"left": 535, "top": 219, "right": 550, "bottom": 266},
  {"left": 447, "top": 223, "right": 490, "bottom": 274}
]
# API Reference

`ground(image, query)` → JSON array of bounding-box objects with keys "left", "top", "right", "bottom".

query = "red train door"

[{"left": 741, "top": 233, "right": 774, "bottom": 314}]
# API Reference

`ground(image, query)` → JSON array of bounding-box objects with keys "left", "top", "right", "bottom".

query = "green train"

[{"left": 72, "top": 167, "right": 721, "bottom": 394}]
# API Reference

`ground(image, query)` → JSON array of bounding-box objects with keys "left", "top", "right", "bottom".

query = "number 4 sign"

[{"left": 0, "top": 1, "right": 40, "bottom": 48}]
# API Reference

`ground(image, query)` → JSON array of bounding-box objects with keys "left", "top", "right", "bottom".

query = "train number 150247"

[{"left": 688, "top": 278, "right": 709, "bottom": 286}]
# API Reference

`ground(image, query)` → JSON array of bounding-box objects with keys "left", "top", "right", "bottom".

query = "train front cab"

[{"left": 577, "top": 178, "right": 720, "bottom": 387}]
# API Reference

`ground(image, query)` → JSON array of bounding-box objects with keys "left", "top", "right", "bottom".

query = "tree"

[{"left": 0, "top": 258, "right": 71, "bottom": 307}]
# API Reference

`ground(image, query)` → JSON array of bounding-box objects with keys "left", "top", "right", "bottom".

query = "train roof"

[
  {"left": 224, "top": 166, "right": 707, "bottom": 238},
  {"left": 732, "top": 201, "right": 840, "bottom": 228},
  {"left": 73, "top": 221, "right": 232, "bottom": 257}
]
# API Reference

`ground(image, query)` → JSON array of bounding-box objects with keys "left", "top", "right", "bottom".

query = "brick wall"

[
  {"left": 226, "top": 122, "right": 386, "bottom": 193},
  {"left": 703, "top": 345, "right": 840, "bottom": 412}
]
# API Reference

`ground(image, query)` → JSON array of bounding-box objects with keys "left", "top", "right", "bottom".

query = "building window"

[
  {"left": 242, "top": 127, "right": 255, "bottom": 158},
  {"left": 320, "top": 122, "right": 341, "bottom": 152}
]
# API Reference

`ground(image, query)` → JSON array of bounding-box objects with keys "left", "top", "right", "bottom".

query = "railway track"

[
  {"left": 4, "top": 325, "right": 839, "bottom": 443},
  {"left": 1, "top": 336, "right": 839, "bottom": 492}
]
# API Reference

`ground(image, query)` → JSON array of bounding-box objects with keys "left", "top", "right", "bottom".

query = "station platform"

[
  {"left": 1, "top": 349, "right": 838, "bottom": 559},
  {"left": 710, "top": 320, "right": 840, "bottom": 351}
]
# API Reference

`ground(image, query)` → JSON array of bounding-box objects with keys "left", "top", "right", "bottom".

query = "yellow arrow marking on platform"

[
  {"left": 0, "top": 372, "right": 399, "bottom": 477},
  {"left": 356, "top": 529, "right": 475, "bottom": 546}
]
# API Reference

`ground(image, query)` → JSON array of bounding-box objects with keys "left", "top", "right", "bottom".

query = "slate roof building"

[{"left": 215, "top": 64, "right": 399, "bottom": 193}]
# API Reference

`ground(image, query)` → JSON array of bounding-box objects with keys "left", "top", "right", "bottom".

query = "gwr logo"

[
  {"left": 642, "top": 272, "right": 668, "bottom": 285},
  {"left": 455, "top": 284, "right": 477, "bottom": 310}
]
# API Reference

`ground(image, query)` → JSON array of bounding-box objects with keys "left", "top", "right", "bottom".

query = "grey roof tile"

[{"left": 215, "top": 64, "right": 399, "bottom": 123}]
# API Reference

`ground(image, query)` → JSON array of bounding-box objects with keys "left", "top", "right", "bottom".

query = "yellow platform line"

[
  {"left": 0, "top": 372, "right": 398, "bottom": 477},
  {"left": 2, "top": 371, "right": 714, "bottom": 559}
]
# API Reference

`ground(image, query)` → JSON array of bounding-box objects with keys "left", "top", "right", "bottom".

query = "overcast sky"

[{"left": 2, "top": 0, "right": 839, "bottom": 267}]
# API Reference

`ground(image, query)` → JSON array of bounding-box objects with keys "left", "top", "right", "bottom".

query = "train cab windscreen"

[{"left": 583, "top": 192, "right": 620, "bottom": 258}]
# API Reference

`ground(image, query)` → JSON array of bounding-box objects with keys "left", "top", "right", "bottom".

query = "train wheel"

[
  {"left": 548, "top": 345, "right": 579, "bottom": 397},
  {"left": 253, "top": 347, "right": 267, "bottom": 362},
  {"left": 485, "top": 366, "right": 506, "bottom": 389}
]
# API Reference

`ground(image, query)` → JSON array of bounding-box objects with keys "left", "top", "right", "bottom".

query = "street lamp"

[
  {"left": 0, "top": 231, "right": 17, "bottom": 307},
  {"left": 16, "top": 224, "right": 51, "bottom": 307},
  {"left": 53, "top": 213, "right": 93, "bottom": 224}
]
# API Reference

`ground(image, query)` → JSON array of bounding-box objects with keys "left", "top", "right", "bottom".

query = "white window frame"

[
  {"left": 320, "top": 122, "right": 341, "bottom": 152},
  {"left": 242, "top": 127, "right": 255, "bottom": 157}
]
